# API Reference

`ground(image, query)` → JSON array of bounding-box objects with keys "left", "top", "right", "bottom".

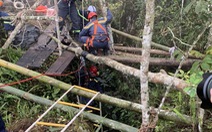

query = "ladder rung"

[
  {"left": 73, "top": 85, "right": 98, "bottom": 94},
  {"left": 79, "top": 104, "right": 100, "bottom": 111},
  {"left": 93, "top": 124, "right": 100, "bottom": 127},
  {"left": 37, "top": 122, "right": 66, "bottom": 127},
  {"left": 58, "top": 101, "right": 100, "bottom": 111},
  {"left": 86, "top": 110, "right": 93, "bottom": 113}
]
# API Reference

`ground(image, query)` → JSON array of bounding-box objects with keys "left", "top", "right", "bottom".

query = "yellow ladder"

[{"left": 25, "top": 85, "right": 101, "bottom": 132}]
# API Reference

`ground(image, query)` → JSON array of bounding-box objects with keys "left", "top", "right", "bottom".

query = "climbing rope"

[
  {"left": 0, "top": 61, "right": 84, "bottom": 88},
  {"left": 13, "top": 0, "right": 25, "bottom": 10}
]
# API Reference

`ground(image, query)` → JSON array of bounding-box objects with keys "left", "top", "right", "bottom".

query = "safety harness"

[{"left": 85, "top": 20, "right": 109, "bottom": 50}]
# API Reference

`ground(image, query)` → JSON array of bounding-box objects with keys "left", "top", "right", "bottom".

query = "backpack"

[{"left": 13, "top": 24, "right": 40, "bottom": 49}]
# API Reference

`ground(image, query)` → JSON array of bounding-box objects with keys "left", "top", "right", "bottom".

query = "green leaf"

[
  {"left": 184, "top": 87, "right": 197, "bottom": 97},
  {"left": 173, "top": 108, "right": 187, "bottom": 122},
  {"left": 200, "top": 63, "right": 210, "bottom": 71},
  {"left": 190, "top": 61, "right": 200, "bottom": 74},
  {"left": 202, "top": 55, "right": 212, "bottom": 64},
  {"left": 184, "top": 0, "right": 196, "bottom": 14},
  {"left": 195, "top": 1, "right": 208, "bottom": 14}
]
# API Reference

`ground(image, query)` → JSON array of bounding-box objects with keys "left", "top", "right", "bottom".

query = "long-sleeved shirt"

[{"left": 79, "top": 9, "right": 113, "bottom": 39}]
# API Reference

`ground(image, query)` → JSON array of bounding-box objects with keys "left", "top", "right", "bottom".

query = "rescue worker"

[
  {"left": 0, "top": 0, "right": 14, "bottom": 32},
  {"left": 78, "top": 65, "right": 103, "bottom": 106},
  {"left": 58, "top": 0, "right": 81, "bottom": 40},
  {"left": 87, "top": 65, "right": 103, "bottom": 93},
  {"left": 79, "top": 6, "right": 113, "bottom": 55},
  {"left": 0, "top": 0, "right": 15, "bottom": 43},
  {"left": 0, "top": 115, "right": 6, "bottom": 132}
]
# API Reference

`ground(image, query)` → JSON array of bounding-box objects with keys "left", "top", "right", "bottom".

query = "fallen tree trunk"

[
  {"left": 0, "top": 59, "right": 192, "bottom": 124},
  {"left": 0, "top": 84, "right": 138, "bottom": 132},
  {"left": 114, "top": 46, "right": 170, "bottom": 56},
  {"left": 47, "top": 34, "right": 188, "bottom": 90},
  {"left": 112, "top": 28, "right": 170, "bottom": 51},
  {"left": 62, "top": 46, "right": 188, "bottom": 91},
  {"left": 109, "top": 55, "right": 197, "bottom": 67}
]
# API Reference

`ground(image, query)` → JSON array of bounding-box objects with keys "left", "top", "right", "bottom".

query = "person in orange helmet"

[{"left": 79, "top": 5, "right": 113, "bottom": 55}]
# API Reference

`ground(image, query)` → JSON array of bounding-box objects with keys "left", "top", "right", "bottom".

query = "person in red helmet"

[
  {"left": 79, "top": 4, "right": 113, "bottom": 55},
  {"left": 89, "top": 65, "right": 98, "bottom": 77},
  {"left": 79, "top": 65, "right": 103, "bottom": 106}
]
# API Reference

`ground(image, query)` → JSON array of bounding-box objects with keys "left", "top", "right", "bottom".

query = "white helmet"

[{"left": 87, "top": 5, "right": 96, "bottom": 12}]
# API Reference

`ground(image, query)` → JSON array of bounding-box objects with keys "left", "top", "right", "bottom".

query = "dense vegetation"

[{"left": 0, "top": 0, "right": 212, "bottom": 131}]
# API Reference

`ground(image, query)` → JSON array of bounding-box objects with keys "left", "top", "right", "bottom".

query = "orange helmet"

[
  {"left": 89, "top": 65, "right": 98, "bottom": 77},
  {"left": 0, "top": 1, "right": 3, "bottom": 7},
  {"left": 88, "top": 12, "right": 97, "bottom": 20}
]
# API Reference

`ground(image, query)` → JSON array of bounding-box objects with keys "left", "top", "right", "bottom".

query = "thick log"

[
  {"left": 112, "top": 28, "right": 170, "bottom": 51},
  {"left": 0, "top": 84, "right": 138, "bottom": 132},
  {"left": 61, "top": 45, "right": 188, "bottom": 91},
  {"left": 0, "top": 59, "right": 193, "bottom": 124},
  {"left": 140, "top": 0, "right": 155, "bottom": 127},
  {"left": 109, "top": 55, "right": 198, "bottom": 67},
  {"left": 114, "top": 46, "right": 170, "bottom": 56},
  {"left": 49, "top": 34, "right": 188, "bottom": 90}
]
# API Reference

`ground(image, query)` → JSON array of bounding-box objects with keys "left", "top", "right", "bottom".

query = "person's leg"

[
  {"left": 58, "top": 1, "right": 69, "bottom": 31},
  {"left": 93, "top": 41, "right": 109, "bottom": 55},
  {"left": 0, "top": 116, "right": 6, "bottom": 132},
  {"left": 69, "top": 1, "right": 81, "bottom": 33}
]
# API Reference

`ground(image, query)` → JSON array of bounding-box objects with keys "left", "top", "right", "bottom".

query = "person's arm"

[
  {"left": 79, "top": 22, "right": 93, "bottom": 37},
  {"left": 105, "top": 8, "right": 113, "bottom": 24},
  {"left": 79, "top": 27, "right": 88, "bottom": 38}
]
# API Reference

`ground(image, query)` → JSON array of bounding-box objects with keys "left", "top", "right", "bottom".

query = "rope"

[
  {"left": 13, "top": 0, "right": 25, "bottom": 10},
  {"left": 25, "top": 86, "right": 75, "bottom": 132},
  {"left": 0, "top": 62, "right": 84, "bottom": 88},
  {"left": 61, "top": 92, "right": 100, "bottom": 132}
]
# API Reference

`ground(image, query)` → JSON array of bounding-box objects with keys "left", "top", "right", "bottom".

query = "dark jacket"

[
  {"left": 0, "top": 116, "right": 6, "bottom": 132},
  {"left": 0, "top": 11, "right": 15, "bottom": 31}
]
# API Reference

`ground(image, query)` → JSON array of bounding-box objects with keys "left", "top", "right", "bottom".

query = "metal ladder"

[{"left": 25, "top": 85, "right": 101, "bottom": 132}]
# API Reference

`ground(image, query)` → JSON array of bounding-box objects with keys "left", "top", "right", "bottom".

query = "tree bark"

[
  {"left": 99, "top": 0, "right": 114, "bottom": 53},
  {"left": 0, "top": 59, "right": 193, "bottom": 124},
  {"left": 61, "top": 45, "right": 188, "bottom": 90},
  {"left": 114, "top": 46, "right": 170, "bottom": 56},
  {"left": 109, "top": 54, "right": 198, "bottom": 67},
  {"left": 0, "top": 84, "right": 138, "bottom": 132},
  {"left": 46, "top": 34, "right": 189, "bottom": 90},
  {"left": 206, "top": 25, "right": 212, "bottom": 48},
  {"left": 111, "top": 28, "right": 170, "bottom": 52},
  {"left": 140, "top": 0, "right": 155, "bottom": 130}
]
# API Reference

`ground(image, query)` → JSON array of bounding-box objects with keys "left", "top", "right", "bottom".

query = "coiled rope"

[{"left": 13, "top": 0, "right": 24, "bottom": 10}]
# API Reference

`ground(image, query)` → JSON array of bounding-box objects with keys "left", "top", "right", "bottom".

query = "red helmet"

[
  {"left": 88, "top": 12, "right": 97, "bottom": 20},
  {"left": 89, "top": 65, "right": 98, "bottom": 77},
  {"left": 35, "top": 5, "right": 48, "bottom": 13}
]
